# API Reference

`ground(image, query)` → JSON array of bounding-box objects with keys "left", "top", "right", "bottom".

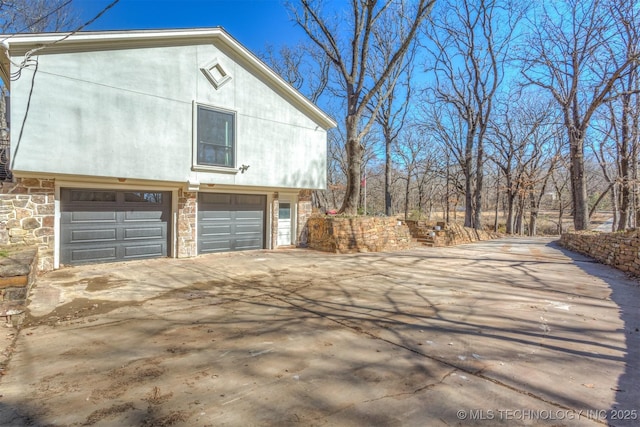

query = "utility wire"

[
  {"left": 46, "top": 0, "right": 121, "bottom": 46},
  {"left": 7, "top": 0, "right": 121, "bottom": 80}
]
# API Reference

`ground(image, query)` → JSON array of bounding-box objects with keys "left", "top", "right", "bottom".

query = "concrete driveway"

[{"left": 0, "top": 238, "right": 639, "bottom": 426}]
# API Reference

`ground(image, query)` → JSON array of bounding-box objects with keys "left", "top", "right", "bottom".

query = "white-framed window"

[{"left": 194, "top": 103, "right": 236, "bottom": 169}]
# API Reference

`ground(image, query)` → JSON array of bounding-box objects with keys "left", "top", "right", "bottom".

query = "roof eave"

[{"left": 0, "top": 28, "right": 337, "bottom": 129}]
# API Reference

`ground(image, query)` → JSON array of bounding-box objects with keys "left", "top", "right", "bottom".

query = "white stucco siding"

[
  {"left": 193, "top": 44, "right": 327, "bottom": 189},
  {"left": 10, "top": 46, "right": 195, "bottom": 181},
  {"left": 8, "top": 40, "right": 329, "bottom": 190}
]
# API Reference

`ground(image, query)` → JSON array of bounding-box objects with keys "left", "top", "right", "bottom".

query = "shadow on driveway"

[
  {"left": 550, "top": 241, "right": 640, "bottom": 426},
  {"left": 0, "top": 238, "right": 637, "bottom": 426}
]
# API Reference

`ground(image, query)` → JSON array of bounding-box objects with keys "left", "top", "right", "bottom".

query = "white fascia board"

[{"left": 0, "top": 28, "right": 337, "bottom": 130}]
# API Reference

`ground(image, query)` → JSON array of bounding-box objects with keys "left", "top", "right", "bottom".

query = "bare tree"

[
  {"left": 290, "top": 0, "right": 435, "bottom": 215},
  {"left": 519, "top": 0, "right": 640, "bottom": 230},
  {"left": 0, "top": 0, "right": 77, "bottom": 33},
  {"left": 602, "top": 1, "right": 639, "bottom": 230},
  {"left": 393, "top": 126, "right": 434, "bottom": 219},
  {"left": 261, "top": 41, "right": 330, "bottom": 104},
  {"left": 489, "top": 93, "right": 560, "bottom": 234},
  {"left": 424, "top": 0, "right": 522, "bottom": 229},
  {"left": 420, "top": 100, "right": 467, "bottom": 222},
  {"left": 370, "top": 20, "right": 416, "bottom": 216}
]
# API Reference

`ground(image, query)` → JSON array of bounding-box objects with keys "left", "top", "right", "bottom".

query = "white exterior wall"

[{"left": 8, "top": 42, "right": 328, "bottom": 190}]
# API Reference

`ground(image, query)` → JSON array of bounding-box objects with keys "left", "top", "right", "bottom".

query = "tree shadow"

[
  {"left": 3, "top": 240, "right": 638, "bottom": 425},
  {"left": 550, "top": 241, "right": 640, "bottom": 426}
]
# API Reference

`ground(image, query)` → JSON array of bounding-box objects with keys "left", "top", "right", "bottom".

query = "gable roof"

[{"left": 0, "top": 27, "right": 337, "bottom": 130}]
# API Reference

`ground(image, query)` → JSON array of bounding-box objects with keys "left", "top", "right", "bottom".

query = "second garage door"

[{"left": 198, "top": 193, "right": 266, "bottom": 254}]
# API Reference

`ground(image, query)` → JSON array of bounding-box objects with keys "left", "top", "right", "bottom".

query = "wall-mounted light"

[{"left": 239, "top": 164, "right": 250, "bottom": 174}]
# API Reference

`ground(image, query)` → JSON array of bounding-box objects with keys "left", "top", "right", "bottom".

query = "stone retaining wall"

[
  {"left": 0, "top": 178, "right": 55, "bottom": 271},
  {"left": 0, "top": 247, "right": 38, "bottom": 322},
  {"left": 559, "top": 230, "right": 640, "bottom": 276},
  {"left": 307, "top": 215, "right": 414, "bottom": 253},
  {"left": 405, "top": 220, "right": 500, "bottom": 246}
]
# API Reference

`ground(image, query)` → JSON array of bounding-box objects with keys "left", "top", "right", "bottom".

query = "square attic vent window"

[{"left": 201, "top": 59, "right": 232, "bottom": 89}]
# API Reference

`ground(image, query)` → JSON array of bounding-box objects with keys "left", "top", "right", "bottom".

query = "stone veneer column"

[
  {"left": 297, "top": 190, "right": 313, "bottom": 247},
  {"left": 177, "top": 190, "right": 197, "bottom": 257},
  {"left": 0, "top": 178, "right": 55, "bottom": 271},
  {"left": 271, "top": 193, "right": 279, "bottom": 249}
]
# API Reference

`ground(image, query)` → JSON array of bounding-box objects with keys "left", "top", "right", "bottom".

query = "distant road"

[{"left": 595, "top": 217, "right": 614, "bottom": 231}]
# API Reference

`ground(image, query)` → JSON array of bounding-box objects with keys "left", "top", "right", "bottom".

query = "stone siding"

[
  {"left": 559, "top": 230, "right": 640, "bottom": 276},
  {"left": 0, "top": 178, "right": 55, "bottom": 271},
  {"left": 297, "top": 190, "right": 313, "bottom": 247},
  {"left": 307, "top": 215, "right": 414, "bottom": 253},
  {"left": 177, "top": 190, "right": 197, "bottom": 257}
]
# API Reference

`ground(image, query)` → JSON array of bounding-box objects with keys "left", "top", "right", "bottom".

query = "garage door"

[
  {"left": 60, "top": 189, "right": 171, "bottom": 265},
  {"left": 198, "top": 193, "right": 266, "bottom": 254}
]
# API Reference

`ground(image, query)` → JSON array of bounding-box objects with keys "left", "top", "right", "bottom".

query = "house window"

[{"left": 197, "top": 105, "right": 235, "bottom": 168}]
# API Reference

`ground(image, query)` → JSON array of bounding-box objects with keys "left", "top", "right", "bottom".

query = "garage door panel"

[
  {"left": 234, "top": 237, "right": 262, "bottom": 250},
  {"left": 68, "top": 228, "right": 117, "bottom": 243},
  {"left": 235, "top": 223, "right": 262, "bottom": 233},
  {"left": 66, "top": 211, "right": 117, "bottom": 223},
  {"left": 66, "top": 246, "right": 117, "bottom": 263},
  {"left": 198, "top": 193, "right": 265, "bottom": 254},
  {"left": 123, "top": 244, "right": 165, "bottom": 259},
  {"left": 200, "top": 211, "right": 232, "bottom": 221},
  {"left": 123, "top": 210, "right": 167, "bottom": 222},
  {"left": 123, "top": 226, "right": 166, "bottom": 240},
  {"left": 235, "top": 211, "right": 263, "bottom": 220},
  {"left": 61, "top": 189, "right": 171, "bottom": 265},
  {"left": 200, "top": 224, "right": 232, "bottom": 236},
  {"left": 199, "top": 240, "right": 232, "bottom": 252}
]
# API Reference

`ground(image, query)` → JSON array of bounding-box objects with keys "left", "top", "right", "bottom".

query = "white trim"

[
  {"left": 200, "top": 57, "right": 232, "bottom": 90},
  {"left": 54, "top": 180, "right": 180, "bottom": 269},
  {"left": 192, "top": 101, "right": 238, "bottom": 172}
]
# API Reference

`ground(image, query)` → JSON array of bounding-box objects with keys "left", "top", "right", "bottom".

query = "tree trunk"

[
  {"left": 515, "top": 195, "right": 525, "bottom": 235},
  {"left": 385, "top": 135, "right": 392, "bottom": 216},
  {"left": 340, "top": 114, "right": 363, "bottom": 215},
  {"left": 634, "top": 133, "right": 640, "bottom": 228},
  {"left": 445, "top": 153, "right": 451, "bottom": 223},
  {"left": 494, "top": 178, "right": 499, "bottom": 232},
  {"left": 404, "top": 174, "right": 411, "bottom": 220},
  {"left": 529, "top": 192, "right": 538, "bottom": 237},
  {"left": 506, "top": 193, "right": 515, "bottom": 235},
  {"left": 569, "top": 134, "right": 589, "bottom": 230},
  {"left": 617, "top": 93, "right": 631, "bottom": 231},
  {"left": 473, "top": 140, "right": 484, "bottom": 230},
  {"left": 612, "top": 184, "right": 619, "bottom": 232},
  {"left": 557, "top": 198, "right": 564, "bottom": 235},
  {"left": 464, "top": 167, "right": 474, "bottom": 228},
  {"left": 464, "top": 131, "right": 475, "bottom": 228}
]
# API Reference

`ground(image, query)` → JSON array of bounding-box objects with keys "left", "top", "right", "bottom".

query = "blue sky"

[{"left": 78, "top": 0, "right": 303, "bottom": 54}]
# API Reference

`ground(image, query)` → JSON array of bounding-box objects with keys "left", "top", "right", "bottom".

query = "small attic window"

[{"left": 200, "top": 59, "right": 231, "bottom": 89}]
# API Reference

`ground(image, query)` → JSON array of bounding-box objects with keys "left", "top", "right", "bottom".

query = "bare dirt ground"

[{"left": 0, "top": 238, "right": 639, "bottom": 426}]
